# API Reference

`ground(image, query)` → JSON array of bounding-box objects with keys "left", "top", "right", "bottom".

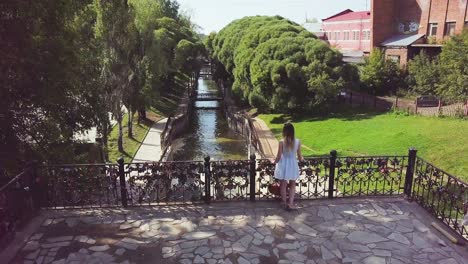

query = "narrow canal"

[{"left": 170, "top": 78, "right": 248, "bottom": 161}]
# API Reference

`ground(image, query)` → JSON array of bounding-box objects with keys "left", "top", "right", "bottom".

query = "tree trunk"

[
  {"left": 128, "top": 109, "right": 133, "bottom": 138},
  {"left": 117, "top": 113, "right": 123, "bottom": 152},
  {"left": 102, "top": 122, "right": 109, "bottom": 162}
]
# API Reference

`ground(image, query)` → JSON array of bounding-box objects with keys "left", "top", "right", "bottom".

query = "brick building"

[
  {"left": 372, "top": 0, "right": 468, "bottom": 67},
  {"left": 321, "top": 9, "right": 371, "bottom": 62}
]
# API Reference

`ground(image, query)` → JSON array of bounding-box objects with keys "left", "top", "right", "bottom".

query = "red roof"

[{"left": 323, "top": 10, "right": 370, "bottom": 22}]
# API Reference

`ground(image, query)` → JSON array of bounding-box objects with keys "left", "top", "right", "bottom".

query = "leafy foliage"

[
  {"left": 0, "top": 0, "right": 202, "bottom": 169},
  {"left": 207, "top": 16, "right": 357, "bottom": 113},
  {"left": 407, "top": 51, "right": 439, "bottom": 95},
  {"left": 437, "top": 29, "right": 468, "bottom": 102},
  {"left": 360, "top": 49, "right": 402, "bottom": 95},
  {"left": 405, "top": 30, "right": 467, "bottom": 103}
]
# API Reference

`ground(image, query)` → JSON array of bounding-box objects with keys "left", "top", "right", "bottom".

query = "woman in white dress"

[{"left": 274, "top": 123, "right": 304, "bottom": 210}]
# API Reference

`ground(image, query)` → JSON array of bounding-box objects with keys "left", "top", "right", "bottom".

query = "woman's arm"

[
  {"left": 297, "top": 140, "right": 304, "bottom": 162},
  {"left": 274, "top": 141, "right": 283, "bottom": 164}
]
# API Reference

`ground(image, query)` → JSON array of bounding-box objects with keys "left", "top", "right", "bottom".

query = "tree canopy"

[
  {"left": 0, "top": 0, "right": 203, "bottom": 169},
  {"left": 206, "top": 16, "right": 358, "bottom": 112}
]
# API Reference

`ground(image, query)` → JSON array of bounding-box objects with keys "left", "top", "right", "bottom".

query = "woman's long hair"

[{"left": 282, "top": 123, "right": 295, "bottom": 152}]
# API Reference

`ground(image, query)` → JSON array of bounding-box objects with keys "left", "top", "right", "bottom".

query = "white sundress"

[{"left": 274, "top": 139, "right": 300, "bottom": 181}]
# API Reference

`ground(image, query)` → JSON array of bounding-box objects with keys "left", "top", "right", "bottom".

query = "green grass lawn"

[
  {"left": 107, "top": 74, "right": 189, "bottom": 163},
  {"left": 259, "top": 108, "right": 468, "bottom": 181},
  {"left": 107, "top": 113, "right": 155, "bottom": 163}
]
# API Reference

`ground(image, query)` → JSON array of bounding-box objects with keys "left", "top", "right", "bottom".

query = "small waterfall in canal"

[{"left": 170, "top": 79, "right": 248, "bottom": 161}]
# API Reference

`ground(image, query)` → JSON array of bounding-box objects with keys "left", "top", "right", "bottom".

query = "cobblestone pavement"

[{"left": 8, "top": 198, "right": 468, "bottom": 264}]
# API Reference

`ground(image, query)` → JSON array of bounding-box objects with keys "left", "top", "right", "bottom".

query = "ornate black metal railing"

[
  {"left": 0, "top": 163, "right": 40, "bottom": 248},
  {"left": 125, "top": 160, "right": 205, "bottom": 205},
  {"left": 42, "top": 163, "right": 121, "bottom": 208},
  {"left": 335, "top": 155, "right": 407, "bottom": 197},
  {"left": 411, "top": 157, "right": 468, "bottom": 241},
  {"left": 3, "top": 148, "right": 467, "bottom": 242}
]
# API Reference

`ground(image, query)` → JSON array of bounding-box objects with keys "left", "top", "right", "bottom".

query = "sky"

[{"left": 177, "top": 0, "right": 370, "bottom": 34}]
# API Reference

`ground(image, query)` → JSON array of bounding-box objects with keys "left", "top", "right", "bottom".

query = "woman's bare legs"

[
  {"left": 280, "top": 180, "right": 288, "bottom": 206},
  {"left": 288, "top": 180, "right": 297, "bottom": 209}
]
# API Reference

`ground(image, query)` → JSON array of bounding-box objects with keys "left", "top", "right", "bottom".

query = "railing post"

[
  {"left": 328, "top": 150, "right": 337, "bottom": 199},
  {"left": 29, "top": 161, "right": 41, "bottom": 209},
  {"left": 249, "top": 154, "right": 256, "bottom": 201},
  {"left": 404, "top": 148, "right": 418, "bottom": 197},
  {"left": 117, "top": 157, "right": 128, "bottom": 207},
  {"left": 204, "top": 156, "right": 211, "bottom": 204}
]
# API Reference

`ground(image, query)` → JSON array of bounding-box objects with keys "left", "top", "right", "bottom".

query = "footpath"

[
  {"left": 252, "top": 117, "right": 279, "bottom": 159},
  {"left": 132, "top": 118, "right": 168, "bottom": 163}
]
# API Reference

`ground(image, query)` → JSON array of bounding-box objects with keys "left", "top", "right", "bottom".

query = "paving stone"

[
  {"left": 371, "top": 203, "right": 388, "bottom": 216},
  {"left": 36, "top": 256, "right": 45, "bottom": 264},
  {"left": 277, "top": 243, "right": 298, "bottom": 250},
  {"left": 202, "top": 252, "right": 213, "bottom": 258},
  {"left": 264, "top": 236, "right": 274, "bottom": 244},
  {"left": 44, "top": 256, "right": 54, "bottom": 264},
  {"left": 288, "top": 222, "right": 317, "bottom": 237},
  {"left": 437, "top": 259, "right": 458, "bottom": 264},
  {"left": 65, "top": 218, "right": 79, "bottom": 228},
  {"left": 194, "top": 255, "right": 204, "bottom": 264},
  {"left": 41, "top": 242, "right": 71, "bottom": 249},
  {"left": 195, "top": 246, "right": 210, "bottom": 255},
  {"left": 273, "top": 248, "right": 279, "bottom": 258},
  {"left": 285, "top": 251, "right": 307, "bottom": 262},
  {"left": 30, "top": 233, "right": 44, "bottom": 241},
  {"left": 388, "top": 232, "right": 411, "bottom": 245},
  {"left": 252, "top": 238, "right": 262, "bottom": 245},
  {"left": 412, "top": 219, "right": 429, "bottom": 233},
  {"left": 373, "top": 249, "right": 391, "bottom": 257},
  {"left": 51, "top": 259, "right": 65, "bottom": 264},
  {"left": 89, "top": 245, "right": 110, "bottom": 252},
  {"left": 347, "top": 231, "right": 387, "bottom": 244},
  {"left": 74, "top": 235, "right": 89, "bottom": 243},
  {"left": 363, "top": 256, "right": 386, "bottom": 264},
  {"left": 321, "top": 245, "right": 335, "bottom": 260},
  {"left": 318, "top": 206, "right": 334, "bottom": 220},
  {"left": 22, "top": 241, "right": 40, "bottom": 251},
  {"left": 91, "top": 252, "right": 115, "bottom": 261},
  {"left": 182, "top": 231, "right": 216, "bottom": 240},
  {"left": 207, "top": 259, "right": 217, "bottom": 264},
  {"left": 25, "top": 249, "right": 40, "bottom": 259},
  {"left": 250, "top": 245, "right": 270, "bottom": 257},
  {"left": 120, "top": 224, "right": 133, "bottom": 230},
  {"left": 163, "top": 252, "right": 176, "bottom": 258},
  {"left": 237, "top": 256, "right": 250, "bottom": 264}
]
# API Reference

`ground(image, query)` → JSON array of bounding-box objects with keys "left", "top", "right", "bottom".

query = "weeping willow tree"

[{"left": 206, "top": 16, "right": 359, "bottom": 113}]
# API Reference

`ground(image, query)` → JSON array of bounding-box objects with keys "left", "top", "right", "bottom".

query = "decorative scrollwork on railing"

[
  {"left": 297, "top": 158, "right": 329, "bottom": 199},
  {"left": 412, "top": 158, "right": 467, "bottom": 241},
  {"left": 256, "top": 159, "right": 276, "bottom": 199},
  {"left": 211, "top": 160, "right": 250, "bottom": 200},
  {"left": 256, "top": 158, "right": 329, "bottom": 200},
  {"left": 44, "top": 165, "right": 120, "bottom": 208},
  {"left": 334, "top": 156, "right": 406, "bottom": 197},
  {"left": 125, "top": 161, "right": 205, "bottom": 205}
]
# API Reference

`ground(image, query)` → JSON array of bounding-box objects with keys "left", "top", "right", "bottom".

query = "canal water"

[{"left": 170, "top": 79, "right": 248, "bottom": 161}]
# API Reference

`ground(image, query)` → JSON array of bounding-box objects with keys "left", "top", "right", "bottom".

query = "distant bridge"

[{"left": 192, "top": 92, "right": 223, "bottom": 102}]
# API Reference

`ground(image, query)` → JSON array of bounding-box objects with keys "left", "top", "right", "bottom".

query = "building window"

[
  {"left": 362, "top": 30, "right": 370, "bottom": 40},
  {"left": 445, "top": 22, "right": 456, "bottom": 36},
  {"left": 387, "top": 55, "right": 400, "bottom": 64},
  {"left": 352, "top": 31, "right": 360, "bottom": 40},
  {"left": 428, "top": 23, "right": 438, "bottom": 36},
  {"left": 334, "top": 31, "right": 341, "bottom": 40},
  {"left": 343, "top": 31, "right": 350, "bottom": 40}
]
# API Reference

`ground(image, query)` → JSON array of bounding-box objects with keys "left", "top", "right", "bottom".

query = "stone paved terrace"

[{"left": 3, "top": 198, "right": 468, "bottom": 264}]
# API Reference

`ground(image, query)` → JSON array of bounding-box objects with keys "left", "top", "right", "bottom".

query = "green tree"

[
  {"left": 437, "top": 29, "right": 468, "bottom": 102},
  {"left": 407, "top": 51, "right": 439, "bottom": 95},
  {"left": 209, "top": 16, "right": 356, "bottom": 113},
  {"left": 360, "top": 49, "right": 402, "bottom": 95}
]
